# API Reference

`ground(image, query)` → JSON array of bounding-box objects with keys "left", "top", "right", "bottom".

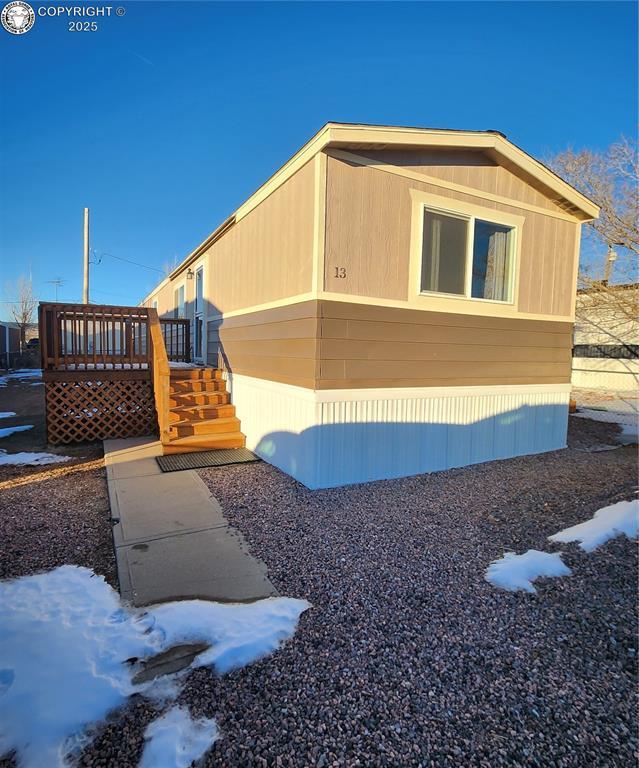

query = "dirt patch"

[{"left": 567, "top": 410, "right": 625, "bottom": 449}]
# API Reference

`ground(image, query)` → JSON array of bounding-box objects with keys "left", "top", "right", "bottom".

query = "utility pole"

[{"left": 83, "top": 207, "right": 90, "bottom": 304}]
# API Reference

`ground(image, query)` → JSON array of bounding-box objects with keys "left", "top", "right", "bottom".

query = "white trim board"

[
  {"left": 230, "top": 373, "right": 572, "bottom": 402},
  {"left": 313, "top": 382, "right": 572, "bottom": 402},
  {"left": 202, "top": 290, "right": 574, "bottom": 324}
]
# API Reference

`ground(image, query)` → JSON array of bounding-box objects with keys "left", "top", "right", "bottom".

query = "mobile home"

[{"left": 142, "top": 122, "right": 599, "bottom": 488}]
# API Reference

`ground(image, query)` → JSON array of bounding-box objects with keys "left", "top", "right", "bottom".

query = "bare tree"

[
  {"left": 548, "top": 135, "right": 638, "bottom": 265},
  {"left": 8, "top": 276, "right": 38, "bottom": 351},
  {"left": 548, "top": 136, "right": 638, "bottom": 333},
  {"left": 549, "top": 138, "right": 638, "bottom": 396}
]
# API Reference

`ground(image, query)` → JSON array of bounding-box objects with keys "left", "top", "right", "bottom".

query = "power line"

[{"left": 93, "top": 250, "right": 164, "bottom": 274}]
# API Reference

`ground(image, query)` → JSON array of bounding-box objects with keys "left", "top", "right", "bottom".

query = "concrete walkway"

[{"left": 104, "top": 436, "right": 277, "bottom": 606}]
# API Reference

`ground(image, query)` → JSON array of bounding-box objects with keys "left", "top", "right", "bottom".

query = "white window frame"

[{"left": 409, "top": 189, "right": 525, "bottom": 311}]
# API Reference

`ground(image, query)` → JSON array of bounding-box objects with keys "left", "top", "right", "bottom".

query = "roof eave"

[
  {"left": 141, "top": 122, "right": 599, "bottom": 304},
  {"left": 323, "top": 123, "right": 600, "bottom": 220}
]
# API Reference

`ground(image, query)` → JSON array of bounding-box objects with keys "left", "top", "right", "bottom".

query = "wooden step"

[
  {"left": 169, "top": 416, "right": 241, "bottom": 439},
  {"left": 170, "top": 368, "right": 222, "bottom": 381},
  {"left": 170, "top": 379, "right": 226, "bottom": 395},
  {"left": 162, "top": 432, "right": 246, "bottom": 454},
  {"left": 169, "top": 391, "right": 230, "bottom": 408},
  {"left": 169, "top": 403, "right": 235, "bottom": 423}
]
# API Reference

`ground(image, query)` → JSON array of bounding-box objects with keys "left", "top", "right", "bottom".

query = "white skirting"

[{"left": 227, "top": 374, "right": 571, "bottom": 489}]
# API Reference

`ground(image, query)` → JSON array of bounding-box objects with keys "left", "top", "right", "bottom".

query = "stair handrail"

[{"left": 148, "top": 308, "right": 171, "bottom": 444}]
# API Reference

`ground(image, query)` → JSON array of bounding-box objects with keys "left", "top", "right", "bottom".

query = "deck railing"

[
  {"left": 39, "top": 303, "right": 190, "bottom": 370},
  {"left": 39, "top": 303, "right": 150, "bottom": 370},
  {"left": 160, "top": 318, "right": 191, "bottom": 363}
]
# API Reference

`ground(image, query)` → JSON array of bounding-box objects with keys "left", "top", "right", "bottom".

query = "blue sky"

[{"left": 0, "top": 1, "right": 637, "bottom": 318}]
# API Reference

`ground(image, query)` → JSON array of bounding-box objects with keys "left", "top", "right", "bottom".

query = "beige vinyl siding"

[
  {"left": 206, "top": 316, "right": 222, "bottom": 366},
  {"left": 145, "top": 284, "right": 176, "bottom": 319},
  {"left": 206, "top": 300, "right": 572, "bottom": 390},
  {"left": 324, "top": 155, "right": 578, "bottom": 316},
  {"left": 204, "top": 160, "right": 315, "bottom": 315},
  {"left": 148, "top": 160, "right": 315, "bottom": 320},
  {"left": 216, "top": 301, "right": 319, "bottom": 388},
  {"left": 366, "top": 148, "right": 569, "bottom": 215},
  {"left": 316, "top": 300, "right": 572, "bottom": 389}
]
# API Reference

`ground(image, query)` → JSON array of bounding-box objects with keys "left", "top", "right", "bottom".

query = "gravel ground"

[
  {"left": 567, "top": 414, "right": 626, "bottom": 450},
  {"left": 0, "top": 379, "right": 117, "bottom": 768},
  {"left": 2, "top": 408, "right": 637, "bottom": 767},
  {"left": 75, "top": 417, "right": 638, "bottom": 768},
  {"left": 0, "top": 378, "right": 116, "bottom": 586},
  {"left": 0, "top": 446, "right": 115, "bottom": 587}
]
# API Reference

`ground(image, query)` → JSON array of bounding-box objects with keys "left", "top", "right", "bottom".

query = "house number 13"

[{"left": 334, "top": 267, "right": 347, "bottom": 278}]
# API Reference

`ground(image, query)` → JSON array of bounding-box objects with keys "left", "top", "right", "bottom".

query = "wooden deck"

[{"left": 39, "top": 302, "right": 245, "bottom": 452}]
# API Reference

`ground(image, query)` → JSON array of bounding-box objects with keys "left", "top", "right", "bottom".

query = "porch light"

[{"left": 186, "top": 268, "right": 194, "bottom": 279}]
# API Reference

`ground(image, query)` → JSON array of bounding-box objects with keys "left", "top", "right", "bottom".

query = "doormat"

[{"left": 156, "top": 448, "right": 260, "bottom": 473}]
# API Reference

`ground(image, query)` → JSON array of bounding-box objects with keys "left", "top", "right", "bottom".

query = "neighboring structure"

[
  {"left": 0, "top": 321, "right": 20, "bottom": 369},
  {"left": 572, "top": 282, "right": 638, "bottom": 392},
  {"left": 141, "top": 122, "right": 599, "bottom": 489},
  {"left": 0, "top": 321, "right": 37, "bottom": 368}
]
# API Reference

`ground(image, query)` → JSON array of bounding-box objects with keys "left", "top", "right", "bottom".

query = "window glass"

[
  {"left": 471, "top": 220, "right": 513, "bottom": 301},
  {"left": 174, "top": 285, "right": 185, "bottom": 319},
  {"left": 195, "top": 269, "right": 203, "bottom": 314},
  {"left": 421, "top": 210, "right": 467, "bottom": 295},
  {"left": 420, "top": 207, "right": 515, "bottom": 303}
]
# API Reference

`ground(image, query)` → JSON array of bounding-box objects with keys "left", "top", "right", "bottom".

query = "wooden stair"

[{"left": 162, "top": 367, "right": 246, "bottom": 454}]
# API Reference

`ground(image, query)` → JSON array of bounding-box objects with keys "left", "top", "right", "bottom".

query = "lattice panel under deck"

[{"left": 45, "top": 379, "right": 157, "bottom": 444}]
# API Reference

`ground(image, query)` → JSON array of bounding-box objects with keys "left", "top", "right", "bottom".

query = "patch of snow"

[
  {"left": 0, "top": 567, "right": 155, "bottom": 768},
  {"left": 8, "top": 368, "right": 42, "bottom": 378},
  {"left": 0, "top": 566, "right": 308, "bottom": 768},
  {"left": 0, "top": 412, "right": 16, "bottom": 419},
  {"left": 169, "top": 362, "right": 200, "bottom": 369},
  {"left": 64, "top": 363, "right": 149, "bottom": 370},
  {"left": 619, "top": 422, "right": 639, "bottom": 443},
  {"left": 0, "top": 369, "right": 42, "bottom": 387},
  {"left": 139, "top": 707, "right": 218, "bottom": 768},
  {"left": 549, "top": 499, "right": 639, "bottom": 552},
  {"left": 147, "top": 597, "right": 311, "bottom": 675},
  {"left": 0, "top": 452, "right": 72, "bottom": 466},
  {"left": 0, "top": 424, "right": 33, "bottom": 438},
  {"left": 485, "top": 550, "right": 571, "bottom": 593}
]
